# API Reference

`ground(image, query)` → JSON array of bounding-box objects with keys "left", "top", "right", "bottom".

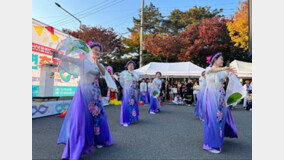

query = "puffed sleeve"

[
  {"left": 205, "top": 66, "right": 212, "bottom": 75},
  {"left": 119, "top": 71, "right": 126, "bottom": 88},
  {"left": 199, "top": 77, "right": 203, "bottom": 86},
  {"left": 54, "top": 51, "right": 83, "bottom": 67}
]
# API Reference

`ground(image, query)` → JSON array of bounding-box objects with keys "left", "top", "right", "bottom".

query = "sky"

[{"left": 32, "top": 0, "right": 242, "bottom": 36}]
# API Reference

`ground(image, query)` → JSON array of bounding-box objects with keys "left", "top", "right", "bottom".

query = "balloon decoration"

[{"left": 138, "top": 101, "right": 144, "bottom": 105}]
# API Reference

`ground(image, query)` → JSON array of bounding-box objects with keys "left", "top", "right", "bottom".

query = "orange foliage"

[{"left": 227, "top": 0, "right": 249, "bottom": 51}]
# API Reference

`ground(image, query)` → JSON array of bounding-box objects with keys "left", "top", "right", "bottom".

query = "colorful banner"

[
  {"left": 45, "top": 26, "right": 55, "bottom": 35},
  {"left": 51, "top": 34, "right": 59, "bottom": 42},
  {"left": 33, "top": 25, "right": 44, "bottom": 36},
  {"left": 32, "top": 100, "right": 71, "bottom": 118},
  {"left": 32, "top": 97, "right": 110, "bottom": 119}
]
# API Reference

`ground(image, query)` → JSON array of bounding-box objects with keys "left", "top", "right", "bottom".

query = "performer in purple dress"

[
  {"left": 203, "top": 52, "right": 238, "bottom": 154},
  {"left": 139, "top": 78, "right": 149, "bottom": 103},
  {"left": 147, "top": 78, "right": 153, "bottom": 103},
  {"left": 194, "top": 71, "right": 206, "bottom": 121},
  {"left": 148, "top": 72, "right": 162, "bottom": 114},
  {"left": 119, "top": 60, "right": 139, "bottom": 127},
  {"left": 55, "top": 39, "right": 117, "bottom": 160}
]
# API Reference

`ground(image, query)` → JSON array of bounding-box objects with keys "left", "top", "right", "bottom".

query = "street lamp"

[{"left": 55, "top": 2, "right": 82, "bottom": 29}]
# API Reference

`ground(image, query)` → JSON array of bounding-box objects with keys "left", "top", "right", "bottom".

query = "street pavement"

[{"left": 32, "top": 103, "right": 252, "bottom": 160}]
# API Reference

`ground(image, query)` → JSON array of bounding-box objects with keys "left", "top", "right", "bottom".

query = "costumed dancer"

[
  {"left": 147, "top": 78, "right": 153, "bottom": 103},
  {"left": 55, "top": 39, "right": 117, "bottom": 160},
  {"left": 114, "top": 72, "right": 123, "bottom": 101},
  {"left": 202, "top": 52, "right": 238, "bottom": 154},
  {"left": 139, "top": 78, "right": 149, "bottom": 104},
  {"left": 148, "top": 72, "right": 162, "bottom": 114},
  {"left": 107, "top": 66, "right": 122, "bottom": 105},
  {"left": 107, "top": 66, "right": 117, "bottom": 101},
  {"left": 194, "top": 71, "right": 206, "bottom": 121},
  {"left": 119, "top": 60, "right": 139, "bottom": 127}
]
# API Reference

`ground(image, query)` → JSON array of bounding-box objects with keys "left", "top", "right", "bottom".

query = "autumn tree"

[
  {"left": 177, "top": 17, "right": 233, "bottom": 67},
  {"left": 63, "top": 25, "right": 124, "bottom": 61},
  {"left": 121, "top": 32, "right": 151, "bottom": 55},
  {"left": 227, "top": 0, "right": 249, "bottom": 51},
  {"left": 144, "top": 34, "right": 179, "bottom": 62},
  {"left": 177, "top": 26, "right": 203, "bottom": 61}
]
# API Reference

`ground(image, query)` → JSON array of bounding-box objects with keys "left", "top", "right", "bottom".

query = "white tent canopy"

[
  {"left": 134, "top": 61, "right": 205, "bottom": 78},
  {"left": 229, "top": 60, "right": 252, "bottom": 78}
]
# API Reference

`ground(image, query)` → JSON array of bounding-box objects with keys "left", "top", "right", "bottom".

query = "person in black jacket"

[
  {"left": 114, "top": 72, "right": 122, "bottom": 101},
  {"left": 165, "top": 80, "right": 170, "bottom": 100},
  {"left": 186, "top": 79, "right": 194, "bottom": 105},
  {"left": 160, "top": 79, "right": 166, "bottom": 102}
]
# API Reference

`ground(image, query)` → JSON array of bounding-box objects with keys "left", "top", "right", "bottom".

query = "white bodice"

[
  {"left": 152, "top": 78, "right": 162, "bottom": 90},
  {"left": 199, "top": 76, "right": 207, "bottom": 90},
  {"left": 205, "top": 66, "right": 227, "bottom": 89},
  {"left": 140, "top": 82, "right": 147, "bottom": 92},
  {"left": 147, "top": 82, "right": 152, "bottom": 90},
  {"left": 79, "top": 59, "right": 101, "bottom": 85},
  {"left": 119, "top": 70, "right": 139, "bottom": 90}
]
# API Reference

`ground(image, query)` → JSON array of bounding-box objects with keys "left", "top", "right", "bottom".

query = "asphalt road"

[{"left": 32, "top": 103, "right": 252, "bottom": 160}]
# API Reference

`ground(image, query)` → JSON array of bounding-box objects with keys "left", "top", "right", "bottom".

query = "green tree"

[
  {"left": 127, "top": 2, "right": 164, "bottom": 34},
  {"left": 163, "top": 6, "right": 223, "bottom": 35}
]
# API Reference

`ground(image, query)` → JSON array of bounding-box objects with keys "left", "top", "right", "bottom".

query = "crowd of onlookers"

[
  {"left": 136, "top": 78, "right": 252, "bottom": 110},
  {"left": 242, "top": 80, "right": 252, "bottom": 111},
  {"left": 157, "top": 79, "right": 200, "bottom": 106}
]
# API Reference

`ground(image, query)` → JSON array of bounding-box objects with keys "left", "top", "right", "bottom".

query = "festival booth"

[
  {"left": 134, "top": 61, "right": 205, "bottom": 78},
  {"left": 229, "top": 60, "right": 252, "bottom": 79}
]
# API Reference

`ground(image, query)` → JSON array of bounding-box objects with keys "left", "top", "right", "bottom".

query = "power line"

[
  {"left": 102, "top": 10, "right": 137, "bottom": 26},
  {"left": 51, "top": 0, "right": 111, "bottom": 24},
  {"left": 54, "top": 0, "right": 126, "bottom": 28},
  {"left": 54, "top": 0, "right": 125, "bottom": 28}
]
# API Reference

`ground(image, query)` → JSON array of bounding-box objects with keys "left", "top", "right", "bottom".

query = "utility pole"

[
  {"left": 248, "top": 0, "right": 252, "bottom": 57},
  {"left": 139, "top": 0, "right": 144, "bottom": 68}
]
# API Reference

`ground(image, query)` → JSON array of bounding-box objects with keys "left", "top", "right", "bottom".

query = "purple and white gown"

[
  {"left": 149, "top": 78, "right": 162, "bottom": 113},
  {"left": 119, "top": 70, "right": 139, "bottom": 125},
  {"left": 139, "top": 82, "right": 149, "bottom": 103},
  {"left": 202, "top": 66, "right": 238, "bottom": 152},
  {"left": 56, "top": 53, "right": 117, "bottom": 160},
  {"left": 147, "top": 82, "right": 152, "bottom": 103},
  {"left": 194, "top": 76, "right": 206, "bottom": 121}
]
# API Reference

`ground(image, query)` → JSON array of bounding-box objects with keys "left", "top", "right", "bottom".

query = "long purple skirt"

[
  {"left": 57, "top": 84, "right": 113, "bottom": 160},
  {"left": 194, "top": 89, "right": 205, "bottom": 121},
  {"left": 139, "top": 91, "right": 149, "bottom": 103},
  {"left": 203, "top": 87, "right": 238, "bottom": 151},
  {"left": 120, "top": 87, "right": 139, "bottom": 125},
  {"left": 148, "top": 89, "right": 161, "bottom": 113},
  {"left": 147, "top": 90, "right": 151, "bottom": 103}
]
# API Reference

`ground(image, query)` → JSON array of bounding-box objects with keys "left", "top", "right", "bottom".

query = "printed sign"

[{"left": 32, "top": 19, "right": 80, "bottom": 97}]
